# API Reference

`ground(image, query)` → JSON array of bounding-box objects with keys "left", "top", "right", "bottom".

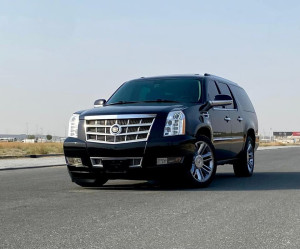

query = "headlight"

[
  {"left": 164, "top": 111, "right": 186, "bottom": 136},
  {"left": 68, "top": 114, "right": 80, "bottom": 138}
]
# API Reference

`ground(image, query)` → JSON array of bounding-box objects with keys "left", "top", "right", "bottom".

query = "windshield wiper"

[
  {"left": 106, "top": 101, "right": 140, "bottom": 106},
  {"left": 106, "top": 99, "right": 180, "bottom": 106},
  {"left": 142, "top": 99, "right": 180, "bottom": 103}
]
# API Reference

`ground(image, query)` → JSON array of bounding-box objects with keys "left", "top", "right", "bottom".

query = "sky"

[{"left": 1, "top": 0, "right": 300, "bottom": 137}]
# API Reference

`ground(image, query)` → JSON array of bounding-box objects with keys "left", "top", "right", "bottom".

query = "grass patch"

[{"left": 0, "top": 142, "right": 63, "bottom": 157}]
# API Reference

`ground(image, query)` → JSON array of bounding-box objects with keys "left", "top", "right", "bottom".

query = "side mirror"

[
  {"left": 94, "top": 99, "right": 106, "bottom": 108},
  {"left": 200, "top": 94, "right": 233, "bottom": 111},
  {"left": 210, "top": 94, "right": 233, "bottom": 107}
]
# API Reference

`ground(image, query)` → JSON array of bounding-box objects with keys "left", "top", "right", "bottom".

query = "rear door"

[{"left": 206, "top": 80, "right": 232, "bottom": 160}]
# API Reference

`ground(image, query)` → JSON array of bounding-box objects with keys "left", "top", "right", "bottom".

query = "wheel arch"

[
  {"left": 195, "top": 126, "right": 213, "bottom": 141},
  {"left": 247, "top": 128, "right": 256, "bottom": 145}
]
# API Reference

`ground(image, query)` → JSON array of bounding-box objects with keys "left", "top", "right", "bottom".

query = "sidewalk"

[
  {"left": 258, "top": 145, "right": 300, "bottom": 151},
  {"left": 0, "top": 156, "right": 65, "bottom": 170}
]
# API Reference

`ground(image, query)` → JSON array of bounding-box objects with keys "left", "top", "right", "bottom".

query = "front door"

[
  {"left": 206, "top": 80, "right": 232, "bottom": 160},
  {"left": 209, "top": 108, "right": 233, "bottom": 160}
]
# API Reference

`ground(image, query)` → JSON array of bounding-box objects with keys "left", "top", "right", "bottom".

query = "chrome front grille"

[{"left": 85, "top": 114, "right": 156, "bottom": 144}]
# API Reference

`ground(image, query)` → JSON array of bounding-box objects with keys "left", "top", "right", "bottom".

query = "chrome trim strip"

[
  {"left": 213, "top": 108, "right": 238, "bottom": 111},
  {"left": 90, "top": 157, "right": 104, "bottom": 168},
  {"left": 86, "top": 123, "right": 152, "bottom": 128},
  {"left": 85, "top": 114, "right": 156, "bottom": 120},
  {"left": 213, "top": 137, "right": 233, "bottom": 142},
  {"left": 232, "top": 136, "right": 244, "bottom": 141},
  {"left": 86, "top": 131, "right": 149, "bottom": 136},
  {"left": 92, "top": 157, "right": 143, "bottom": 160},
  {"left": 87, "top": 140, "right": 147, "bottom": 144},
  {"left": 213, "top": 136, "right": 244, "bottom": 142}
]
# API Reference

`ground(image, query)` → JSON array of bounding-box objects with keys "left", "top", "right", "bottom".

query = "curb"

[
  {"left": 258, "top": 146, "right": 300, "bottom": 151},
  {"left": 0, "top": 154, "right": 64, "bottom": 159},
  {"left": 0, "top": 164, "right": 66, "bottom": 171}
]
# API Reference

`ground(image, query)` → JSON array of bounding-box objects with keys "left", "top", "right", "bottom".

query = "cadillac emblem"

[{"left": 110, "top": 124, "right": 121, "bottom": 135}]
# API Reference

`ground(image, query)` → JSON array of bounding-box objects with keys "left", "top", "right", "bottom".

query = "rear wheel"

[
  {"left": 74, "top": 176, "right": 108, "bottom": 187},
  {"left": 185, "top": 136, "right": 217, "bottom": 187},
  {"left": 233, "top": 137, "right": 255, "bottom": 177}
]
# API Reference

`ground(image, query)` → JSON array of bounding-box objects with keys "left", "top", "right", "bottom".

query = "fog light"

[
  {"left": 66, "top": 157, "right": 83, "bottom": 167},
  {"left": 157, "top": 158, "right": 168, "bottom": 165},
  {"left": 157, "top": 157, "right": 183, "bottom": 165}
]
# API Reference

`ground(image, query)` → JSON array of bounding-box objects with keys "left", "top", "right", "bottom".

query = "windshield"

[{"left": 107, "top": 78, "right": 202, "bottom": 105}]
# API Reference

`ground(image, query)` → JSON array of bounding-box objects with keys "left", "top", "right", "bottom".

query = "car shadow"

[
  {"left": 88, "top": 171, "right": 300, "bottom": 191},
  {"left": 209, "top": 172, "right": 300, "bottom": 191}
]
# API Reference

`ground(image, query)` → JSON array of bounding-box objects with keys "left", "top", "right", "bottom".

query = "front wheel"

[
  {"left": 185, "top": 136, "right": 217, "bottom": 188},
  {"left": 233, "top": 137, "right": 255, "bottom": 177}
]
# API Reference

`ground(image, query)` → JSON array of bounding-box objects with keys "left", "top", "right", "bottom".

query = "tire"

[
  {"left": 74, "top": 176, "right": 108, "bottom": 187},
  {"left": 184, "top": 135, "right": 217, "bottom": 188},
  {"left": 233, "top": 137, "right": 255, "bottom": 177}
]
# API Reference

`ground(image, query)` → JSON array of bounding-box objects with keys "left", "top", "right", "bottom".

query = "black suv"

[{"left": 64, "top": 74, "right": 258, "bottom": 187}]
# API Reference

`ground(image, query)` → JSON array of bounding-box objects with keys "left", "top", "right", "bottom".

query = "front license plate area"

[{"left": 102, "top": 160, "right": 129, "bottom": 173}]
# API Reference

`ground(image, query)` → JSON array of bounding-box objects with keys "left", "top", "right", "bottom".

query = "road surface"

[{"left": 1, "top": 148, "right": 300, "bottom": 249}]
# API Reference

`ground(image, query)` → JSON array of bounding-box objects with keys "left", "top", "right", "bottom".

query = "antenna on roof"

[{"left": 204, "top": 73, "right": 211, "bottom": 76}]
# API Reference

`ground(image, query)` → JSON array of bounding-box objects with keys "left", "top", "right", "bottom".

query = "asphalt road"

[{"left": 1, "top": 148, "right": 300, "bottom": 249}]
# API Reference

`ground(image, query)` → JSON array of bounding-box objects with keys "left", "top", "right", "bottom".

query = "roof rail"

[{"left": 204, "top": 73, "right": 238, "bottom": 86}]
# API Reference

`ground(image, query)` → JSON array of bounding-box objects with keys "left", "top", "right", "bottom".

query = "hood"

[{"left": 79, "top": 103, "right": 189, "bottom": 119}]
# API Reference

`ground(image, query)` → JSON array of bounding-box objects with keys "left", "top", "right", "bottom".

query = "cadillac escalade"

[{"left": 64, "top": 74, "right": 259, "bottom": 187}]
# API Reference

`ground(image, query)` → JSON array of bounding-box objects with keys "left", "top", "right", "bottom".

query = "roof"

[
  {"left": 135, "top": 74, "right": 203, "bottom": 80},
  {"left": 130, "top": 73, "right": 239, "bottom": 86},
  {"left": 204, "top": 73, "right": 239, "bottom": 86}
]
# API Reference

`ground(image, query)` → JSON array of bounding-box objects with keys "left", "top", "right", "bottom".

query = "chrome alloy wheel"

[
  {"left": 247, "top": 142, "right": 254, "bottom": 173},
  {"left": 190, "top": 141, "right": 214, "bottom": 182}
]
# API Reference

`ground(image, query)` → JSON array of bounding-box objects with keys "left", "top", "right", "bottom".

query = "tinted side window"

[
  {"left": 207, "top": 80, "right": 220, "bottom": 101},
  {"left": 216, "top": 82, "right": 234, "bottom": 109},
  {"left": 230, "top": 85, "right": 255, "bottom": 112}
]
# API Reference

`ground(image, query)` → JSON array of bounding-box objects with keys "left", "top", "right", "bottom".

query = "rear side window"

[
  {"left": 230, "top": 85, "right": 255, "bottom": 112},
  {"left": 216, "top": 82, "right": 235, "bottom": 109}
]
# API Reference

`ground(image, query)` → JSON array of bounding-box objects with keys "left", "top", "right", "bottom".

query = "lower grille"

[
  {"left": 91, "top": 157, "right": 143, "bottom": 168},
  {"left": 85, "top": 114, "right": 156, "bottom": 144}
]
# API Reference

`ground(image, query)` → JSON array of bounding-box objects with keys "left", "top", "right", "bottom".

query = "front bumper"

[{"left": 63, "top": 135, "right": 196, "bottom": 181}]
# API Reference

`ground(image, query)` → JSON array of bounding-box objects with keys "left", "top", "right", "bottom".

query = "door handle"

[
  {"left": 224, "top": 116, "right": 231, "bottom": 122},
  {"left": 237, "top": 117, "right": 243, "bottom": 122}
]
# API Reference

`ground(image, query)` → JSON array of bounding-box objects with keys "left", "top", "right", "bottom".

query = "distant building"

[
  {"left": 0, "top": 134, "right": 65, "bottom": 143},
  {"left": 273, "top": 132, "right": 300, "bottom": 143},
  {"left": 0, "top": 137, "right": 16, "bottom": 142},
  {"left": 0, "top": 134, "right": 27, "bottom": 141},
  {"left": 21, "top": 139, "right": 35, "bottom": 143}
]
